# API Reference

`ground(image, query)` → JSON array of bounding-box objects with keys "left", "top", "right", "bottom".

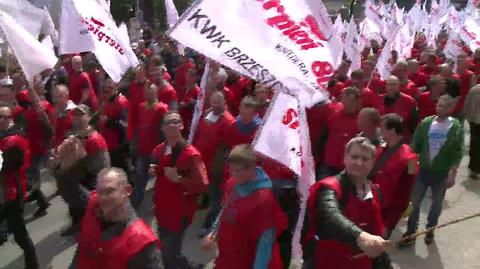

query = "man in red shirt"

[
  {"left": 254, "top": 84, "right": 271, "bottom": 119},
  {"left": 18, "top": 88, "right": 55, "bottom": 218},
  {"left": 381, "top": 76, "right": 418, "bottom": 141},
  {"left": 152, "top": 111, "right": 208, "bottom": 269},
  {"left": 94, "top": 78, "right": 129, "bottom": 171},
  {"left": 53, "top": 104, "right": 111, "bottom": 236},
  {"left": 333, "top": 60, "right": 351, "bottom": 83},
  {"left": 127, "top": 65, "right": 147, "bottom": 141},
  {"left": 419, "top": 52, "right": 440, "bottom": 79},
  {"left": 149, "top": 57, "right": 178, "bottom": 110},
  {"left": 407, "top": 59, "right": 429, "bottom": 89},
  {"left": 223, "top": 96, "right": 261, "bottom": 150},
  {"left": 357, "top": 107, "right": 382, "bottom": 147},
  {"left": 455, "top": 54, "right": 475, "bottom": 116},
  {"left": 51, "top": 85, "right": 75, "bottom": 147},
  {"left": 392, "top": 61, "right": 420, "bottom": 100},
  {"left": 418, "top": 75, "right": 446, "bottom": 122},
  {"left": 131, "top": 84, "right": 168, "bottom": 208},
  {"left": 0, "top": 104, "right": 39, "bottom": 269},
  {"left": 66, "top": 55, "right": 98, "bottom": 111},
  {"left": 225, "top": 70, "right": 252, "bottom": 116},
  {"left": 0, "top": 78, "right": 26, "bottom": 126},
  {"left": 372, "top": 114, "right": 418, "bottom": 238},
  {"left": 70, "top": 168, "right": 161, "bottom": 269},
  {"left": 178, "top": 68, "right": 200, "bottom": 136},
  {"left": 193, "top": 91, "right": 235, "bottom": 235},
  {"left": 317, "top": 87, "right": 361, "bottom": 178},
  {"left": 346, "top": 69, "right": 383, "bottom": 112}
]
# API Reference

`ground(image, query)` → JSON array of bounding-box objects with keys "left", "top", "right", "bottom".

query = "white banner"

[
  {"left": 253, "top": 92, "right": 302, "bottom": 176},
  {"left": 0, "top": 0, "right": 49, "bottom": 38},
  {"left": 344, "top": 19, "right": 361, "bottom": 74},
  {"left": 188, "top": 60, "right": 210, "bottom": 143},
  {"left": 0, "top": 10, "right": 57, "bottom": 82},
  {"left": 168, "top": 0, "right": 334, "bottom": 107},
  {"left": 459, "top": 18, "right": 480, "bottom": 52},
  {"left": 59, "top": 0, "right": 139, "bottom": 82}
]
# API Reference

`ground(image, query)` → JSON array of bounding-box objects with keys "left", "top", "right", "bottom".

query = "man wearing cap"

[
  {"left": 0, "top": 78, "right": 27, "bottom": 127},
  {"left": 93, "top": 77, "right": 129, "bottom": 171},
  {"left": 53, "top": 104, "right": 111, "bottom": 236}
]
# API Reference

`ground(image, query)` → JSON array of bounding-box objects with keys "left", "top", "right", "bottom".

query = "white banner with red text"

[{"left": 168, "top": 0, "right": 337, "bottom": 107}]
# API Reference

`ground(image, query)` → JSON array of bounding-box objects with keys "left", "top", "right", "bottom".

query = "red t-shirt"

[
  {"left": 417, "top": 92, "right": 438, "bottom": 122},
  {"left": 157, "top": 83, "right": 178, "bottom": 109},
  {"left": 400, "top": 80, "right": 420, "bottom": 100},
  {"left": 127, "top": 80, "right": 147, "bottom": 140},
  {"left": 323, "top": 105, "right": 359, "bottom": 170},
  {"left": 136, "top": 102, "right": 168, "bottom": 155},
  {"left": 68, "top": 71, "right": 98, "bottom": 111},
  {"left": 98, "top": 95, "right": 129, "bottom": 151},
  {"left": 55, "top": 109, "right": 73, "bottom": 147},
  {"left": 24, "top": 100, "right": 57, "bottom": 156},
  {"left": 408, "top": 72, "right": 429, "bottom": 88}
]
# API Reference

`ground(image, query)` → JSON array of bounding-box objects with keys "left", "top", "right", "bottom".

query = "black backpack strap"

[
  {"left": 368, "top": 139, "right": 404, "bottom": 180},
  {"left": 170, "top": 139, "right": 188, "bottom": 167}
]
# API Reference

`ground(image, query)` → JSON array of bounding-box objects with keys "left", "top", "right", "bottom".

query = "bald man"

[
  {"left": 66, "top": 55, "right": 98, "bottom": 111},
  {"left": 381, "top": 76, "right": 418, "bottom": 141},
  {"left": 392, "top": 61, "right": 420, "bottom": 100},
  {"left": 69, "top": 167, "right": 162, "bottom": 269}
]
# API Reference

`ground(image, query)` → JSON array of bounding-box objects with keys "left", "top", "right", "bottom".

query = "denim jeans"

[
  {"left": 132, "top": 154, "right": 150, "bottom": 208},
  {"left": 157, "top": 219, "right": 193, "bottom": 269},
  {"left": 406, "top": 168, "right": 449, "bottom": 233}
]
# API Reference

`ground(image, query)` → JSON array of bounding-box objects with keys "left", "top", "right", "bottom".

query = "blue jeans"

[
  {"left": 406, "top": 168, "right": 449, "bottom": 233},
  {"left": 26, "top": 155, "right": 49, "bottom": 208},
  {"left": 132, "top": 154, "right": 150, "bottom": 208}
]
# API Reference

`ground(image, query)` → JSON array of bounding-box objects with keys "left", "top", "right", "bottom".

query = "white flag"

[
  {"left": 344, "top": 19, "right": 361, "bottom": 74},
  {"left": 375, "top": 26, "right": 399, "bottom": 80},
  {"left": 0, "top": 0, "right": 49, "bottom": 37},
  {"left": 444, "top": 32, "right": 464, "bottom": 60},
  {"left": 60, "top": 0, "right": 139, "bottom": 82},
  {"left": 0, "top": 11, "right": 57, "bottom": 82},
  {"left": 165, "top": 0, "right": 185, "bottom": 55},
  {"left": 459, "top": 18, "right": 480, "bottom": 52},
  {"left": 188, "top": 60, "right": 210, "bottom": 143},
  {"left": 253, "top": 92, "right": 302, "bottom": 176},
  {"left": 168, "top": 0, "right": 334, "bottom": 107},
  {"left": 393, "top": 23, "right": 413, "bottom": 60}
]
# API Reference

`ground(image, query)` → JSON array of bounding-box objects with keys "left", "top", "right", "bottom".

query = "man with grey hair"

[
  {"left": 69, "top": 167, "right": 162, "bottom": 269},
  {"left": 302, "top": 137, "right": 392, "bottom": 269}
]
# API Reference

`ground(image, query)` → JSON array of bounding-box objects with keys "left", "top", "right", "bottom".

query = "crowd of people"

[{"left": 0, "top": 12, "right": 479, "bottom": 269}]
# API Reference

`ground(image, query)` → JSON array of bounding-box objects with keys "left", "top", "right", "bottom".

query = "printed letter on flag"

[
  {"left": 253, "top": 92, "right": 302, "bottom": 176},
  {"left": 168, "top": 0, "right": 335, "bottom": 107},
  {"left": 60, "top": 0, "right": 138, "bottom": 82},
  {"left": 0, "top": 11, "right": 57, "bottom": 83},
  {"left": 459, "top": 18, "right": 480, "bottom": 52}
]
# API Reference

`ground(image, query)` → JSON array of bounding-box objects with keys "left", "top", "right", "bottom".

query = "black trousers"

[
  {"left": 272, "top": 186, "right": 300, "bottom": 268},
  {"left": 68, "top": 205, "right": 86, "bottom": 226},
  {"left": 0, "top": 198, "right": 38, "bottom": 268},
  {"left": 470, "top": 122, "right": 480, "bottom": 174}
]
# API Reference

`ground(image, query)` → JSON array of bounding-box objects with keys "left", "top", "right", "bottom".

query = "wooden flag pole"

[{"left": 352, "top": 211, "right": 480, "bottom": 259}]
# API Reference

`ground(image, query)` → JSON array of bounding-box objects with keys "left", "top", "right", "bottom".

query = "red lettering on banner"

[
  {"left": 258, "top": 0, "right": 325, "bottom": 50},
  {"left": 282, "top": 108, "right": 299, "bottom": 129},
  {"left": 311, "top": 61, "right": 334, "bottom": 85},
  {"left": 81, "top": 17, "right": 125, "bottom": 56}
]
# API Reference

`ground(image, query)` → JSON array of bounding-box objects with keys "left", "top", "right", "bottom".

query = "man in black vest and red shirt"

[
  {"left": 69, "top": 167, "right": 161, "bottom": 269},
  {"left": 302, "top": 137, "right": 392, "bottom": 269},
  {"left": 0, "top": 104, "right": 39, "bottom": 269}
]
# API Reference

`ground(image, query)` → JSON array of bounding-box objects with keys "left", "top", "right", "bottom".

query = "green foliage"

[
  {"left": 155, "top": 0, "right": 194, "bottom": 32},
  {"left": 111, "top": 0, "right": 135, "bottom": 23}
]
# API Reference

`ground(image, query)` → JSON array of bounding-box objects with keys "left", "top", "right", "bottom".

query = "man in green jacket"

[{"left": 401, "top": 94, "right": 464, "bottom": 246}]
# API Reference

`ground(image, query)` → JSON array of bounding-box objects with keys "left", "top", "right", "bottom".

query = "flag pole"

[{"left": 352, "top": 211, "right": 480, "bottom": 259}]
